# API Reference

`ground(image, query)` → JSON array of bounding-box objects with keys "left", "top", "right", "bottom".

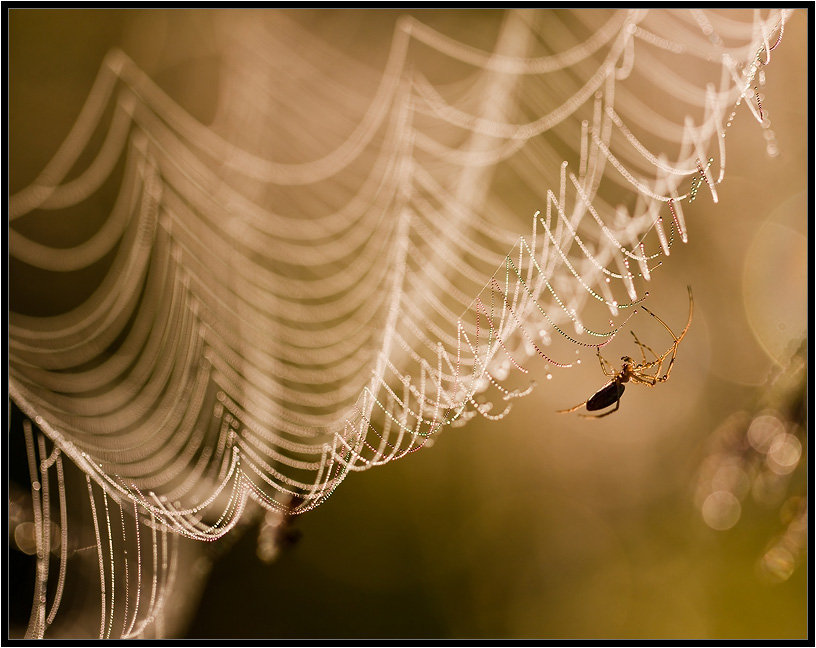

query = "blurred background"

[{"left": 8, "top": 9, "right": 807, "bottom": 640}]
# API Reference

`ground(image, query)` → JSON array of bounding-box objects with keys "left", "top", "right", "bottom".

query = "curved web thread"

[{"left": 8, "top": 8, "right": 790, "bottom": 637}]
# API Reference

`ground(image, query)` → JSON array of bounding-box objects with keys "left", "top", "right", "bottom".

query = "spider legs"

[
  {"left": 640, "top": 286, "right": 693, "bottom": 382},
  {"left": 630, "top": 330, "right": 660, "bottom": 365},
  {"left": 640, "top": 308, "right": 677, "bottom": 382},
  {"left": 556, "top": 399, "right": 590, "bottom": 414},
  {"left": 596, "top": 346, "right": 616, "bottom": 377},
  {"left": 630, "top": 372, "right": 658, "bottom": 386}
]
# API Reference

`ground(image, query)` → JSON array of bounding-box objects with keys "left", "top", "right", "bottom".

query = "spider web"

[{"left": 8, "top": 8, "right": 790, "bottom": 638}]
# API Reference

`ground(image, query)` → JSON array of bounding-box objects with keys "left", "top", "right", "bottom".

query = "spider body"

[
  {"left": 558, "top": 286, "right": 693, "bottom": 418},
  {"left": 585, "top": 381, "right": 625, "bottom": 411}
]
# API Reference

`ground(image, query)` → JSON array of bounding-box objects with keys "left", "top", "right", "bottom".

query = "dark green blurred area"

[{"left": 8, "top": 9, "right": 808, "bottom": 640}]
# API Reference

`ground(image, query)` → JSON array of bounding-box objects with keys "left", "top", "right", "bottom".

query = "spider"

[{"left": 557, "top": 286, "right": 693, "bottom": 418}]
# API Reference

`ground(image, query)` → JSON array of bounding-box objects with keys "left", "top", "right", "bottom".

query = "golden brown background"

[{"left": 8, "top": 9, "right": 808, "bottom": 639}]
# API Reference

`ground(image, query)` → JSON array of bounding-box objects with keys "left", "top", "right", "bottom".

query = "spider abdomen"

[{"left": 586, "top": 382, "right": 625, "bottom": 411}]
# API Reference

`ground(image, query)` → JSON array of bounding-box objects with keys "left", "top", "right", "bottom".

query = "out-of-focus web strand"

[{"left": 10, "top": 7, "right": 789, "bottom": 508}]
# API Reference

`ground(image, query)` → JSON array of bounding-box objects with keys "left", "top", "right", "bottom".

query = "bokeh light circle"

[{"left": 701, "top": 490, "right": 741, "bottom": 531}]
